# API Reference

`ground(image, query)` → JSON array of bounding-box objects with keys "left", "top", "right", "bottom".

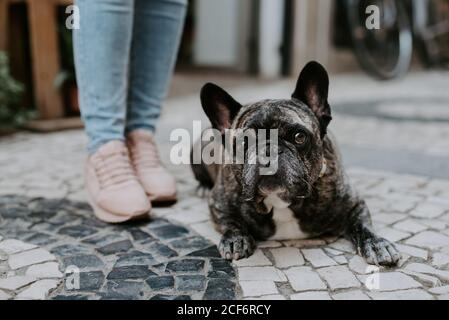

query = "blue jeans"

[{"left": 74, "top": 0, "right": 187, "bottom": 153}]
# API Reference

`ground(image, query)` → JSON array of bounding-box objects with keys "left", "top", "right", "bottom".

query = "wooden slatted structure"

[{"left": 1, "top": 0, "right": 78, "bottom": 128}]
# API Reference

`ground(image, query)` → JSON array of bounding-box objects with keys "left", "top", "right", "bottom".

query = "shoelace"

[
  {"left": 95, "top": 150, "right": 136, "bottom": 188},
  {"left": 129, "top": 139, "right": 162, "bottom": 170}
]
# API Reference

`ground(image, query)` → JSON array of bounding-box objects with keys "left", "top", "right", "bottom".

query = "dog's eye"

[{"left": 294, "top": 132, "right": 307, "bottom": 145}]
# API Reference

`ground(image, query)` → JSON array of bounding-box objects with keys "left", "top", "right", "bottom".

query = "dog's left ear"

[{"left": 292, "top": 61, "right": 332, "bottom": 137}]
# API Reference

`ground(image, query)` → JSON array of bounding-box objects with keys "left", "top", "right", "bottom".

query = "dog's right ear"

[{"left": 200, "top": 83, "right": 242, "bottom": 133}]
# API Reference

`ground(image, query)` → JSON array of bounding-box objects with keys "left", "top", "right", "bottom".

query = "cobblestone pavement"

[
  {"left": 1, "top": 71, "right": 449, "bottom": 300},
  {"left": 0, "top": 197, "right": 235, "bottom": 300}
]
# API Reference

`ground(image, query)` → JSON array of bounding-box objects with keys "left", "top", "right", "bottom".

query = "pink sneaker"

[
  {"left": 127, "top": 130, "right": 177, "bottom": 203},
  {"left": 85, "top": 140, "right": 151, "bottom": 223}
]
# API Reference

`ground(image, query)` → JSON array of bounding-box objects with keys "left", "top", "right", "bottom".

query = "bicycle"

[{"left": 345, "top": 0, "right": 449, "bottom": 80}]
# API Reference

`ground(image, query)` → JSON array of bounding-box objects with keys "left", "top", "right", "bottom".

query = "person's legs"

[
  {"left": 73, "top": 0, "right": 151, "bottom": 222},
  {"left": 74, "top": 0, "right": 134, "bottom": 153},
  {"left": 125, "top": 0, "right": 187, "bottom": 203},
  {"left": 126, "top": 0, "right": 187, "bottom": 132}
]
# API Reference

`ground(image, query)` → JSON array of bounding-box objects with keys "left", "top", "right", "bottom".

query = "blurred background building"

[
  {"left": 0, "top": 0, "right": 448, "bottom": 130},
  {"left": 179, "top": 0, "right": 354, "bottom": 76},
  {"left": 0, "top": 0, "right": 365, "bottom": 129}
]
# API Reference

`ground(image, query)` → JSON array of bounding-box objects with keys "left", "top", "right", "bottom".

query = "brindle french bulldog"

[{"left": 191, "top": 61, "right": 400, "bottom": 266}]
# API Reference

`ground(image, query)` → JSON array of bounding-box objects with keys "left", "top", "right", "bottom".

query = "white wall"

[
  {"left": 258, "top": 0, "right": 285, "bottom": 78},
  {"left": 292, "top": 0, "right": 333, "bottom": 73},
  {"left": 193, "top": 0, "right": 240, "bottom": 67},
  {"left": 193, "top": 0, "right": 287, "bottom": 77}
]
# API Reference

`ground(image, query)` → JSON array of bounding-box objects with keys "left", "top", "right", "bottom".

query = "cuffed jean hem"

[
  {"left": 87, "top": 126, "right": 155, "bottom": 154},
  {"left": 125, "top": 124, "right": 156, "bottom": 135},
  {"left": 87, "top": 137, "right": 126, "bottom": 155}
]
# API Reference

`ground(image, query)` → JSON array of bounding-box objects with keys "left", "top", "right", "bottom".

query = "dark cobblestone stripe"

[{"left": 0, "top": 195, "right": 238, "bottom": 300}]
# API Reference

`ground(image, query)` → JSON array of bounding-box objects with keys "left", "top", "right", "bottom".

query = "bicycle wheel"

[{"left": 346, "top": 0, "right": 414, "bottom": 80}]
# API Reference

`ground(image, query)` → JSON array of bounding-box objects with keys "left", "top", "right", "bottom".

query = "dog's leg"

[
  {"left": 346, "top": 202, "right": 401, "bottom": 266},
  {"left": 211, "top": 206, "right": 256, "bottom": 261}
]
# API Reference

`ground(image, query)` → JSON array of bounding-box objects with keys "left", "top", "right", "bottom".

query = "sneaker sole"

[
  {"left": 87, "top": 192, "right": 150, "bottom": 224},
  {"left": 148, "top": 194, "right": 177, "bottom": 207}
]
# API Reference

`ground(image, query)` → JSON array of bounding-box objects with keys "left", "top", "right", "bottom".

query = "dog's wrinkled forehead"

[{"left": 232, "top": 99, "right": 320, "bottom": 135}]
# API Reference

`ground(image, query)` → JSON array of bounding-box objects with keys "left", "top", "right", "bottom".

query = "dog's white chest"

[{"left": 263, "top": 193, "right": 310, "bottom": 241}]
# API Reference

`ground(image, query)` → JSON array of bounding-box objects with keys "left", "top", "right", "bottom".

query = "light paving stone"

[
  {"left": 333, "top": 255, "right": 347, "bottom": 264},
  {"left": 270, "top": 247, "right": 305, "bottom": 268},
  {"left": 393, "top": 219, "right": 427, "bottom": 233},
  {"left": 245, "top": 295, "right": 285, "bottom": 300},
  {"left": 324, "top": 248, "right": 344, "bottom": 256},
  {"left": 317, "top": 266, "right": 360, "bottom": 290},
  {"left": 418, "top": 219, "right": 447, "bottom": 230},
  {"left": 284, "top": 267, "right": 327, "bottom": 292},
  {"left": 429, "top": 285, "right": 449, "bottom": 295},
  {"left": 233, "top": 250, "right": 271, "bottom": 267},
  {"left": 387, "top": 199, "right": 417, "bottom": 213},
  {"left": 438, "top": 294, "right": 449, "bottom": 300},
  {"left": 376, "top": 227, "right": 411, "bottom": 242},
  {"left": 348, "top": 256, "right": 374, "bottom": 274},
  {"left": 427, "top": 196, "right": 449, "bottom": 207},
  {"left": 0, "top": 276, "right": 37, "bottom": 291},
  {"left": 397, "top": 254, "right": 410, "bottom": 268},
  {"left": 442, "top": 213, "right": 449, "bottom": 222},
  {"left": 383, "top": 175, "right": 427, "bottom": 190},
  {"left": 0, "top": 239, "right": 37, "bottom": 255},
  {"left": 401, "top": 270, "right": 441, "bottom": 287},
  {"left": 239, "top": 281, "right": 278, "bottom": 297},
  {"left": 364, "top": 198, "right": 384, "bottom": 211},
  {"left": 301, "top": 248, "right": 337, "bottom": 268},
  {"left": 395, "top": 244, "right": 428, "bottom": 260},
  {"left": 8, "top": 248, "right": 56, "bottom": 270},
  {"left": 431, "top": 253, "right": 449, "bottom": 267},
  {"left": 168, "top": 210, "right": 209, "bottom": 224},
  {"left": 26, "top": 187, "right": 68, "bottom": 199},
  {"left": 405, "top": 231, "right": 449, "bottom": 249},
  {"left": 67, "top": 190, "right": 86, "bottom": 202},
  {"left": 332, "top": 290, "right": 370, "bottom": 300},
  {"left": 372, "top": 222, "right": 386, "bottom": 230},
  {"left": 368, "top": 289, "right": 434, "bottom": 300},
  {"left": 290, "top": 291, "right": 331, "bottom": 300},
  {"left": 412, "top": 203, "right": 447, "bottom": 219},
  {"left": 327, "top": 239, "right": 356, "bottom": 254},
  {"left": 0, "top": 251, "right": 7, "bottom": 261},
  {"left": 16, "top": 279, "right": 60, "bottom": 300},
  {"left": 258, "top": 241, "right": 282, "bottom": 248},
  {"left": 190, "top": 222, "right": 221, "bottom": 244},
  {"left": 403, "top": 263, "right": 449, "bottom": 282},
  {"left": 0, "top": 289, "right": 12, "bottom": 300},
  {"left": 237, "top": 267, "right": 286, "bottom": 282},
  {"left": 359, "top": 272, "right": 422, "bottom": 291},
  {"left": 426, "top": 180, "right": 449, "bottom": 194},
  {"left": 282, "top": 239, "right": 327, "bottom": 248},
  {"left": 26, "top": 262, "right": 63, "bottom": 279},
  {"left": 372, "top": 213, "right": 406, "bottom": 225},
  {"left": 441, "top": 246, "right": 449, "bottom": 254}
]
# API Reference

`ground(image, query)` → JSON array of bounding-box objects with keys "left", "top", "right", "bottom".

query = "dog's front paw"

[
  {"left": 219, "top": 231, "right": 256, "bottom": 261},
  {"left": 360, "top": 236, "right": 401, "bottom": 267}
]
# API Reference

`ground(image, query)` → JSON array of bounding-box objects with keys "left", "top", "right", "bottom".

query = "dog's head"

[{"left": 200, "top": 61, "right": 332, "bottom": 211}]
